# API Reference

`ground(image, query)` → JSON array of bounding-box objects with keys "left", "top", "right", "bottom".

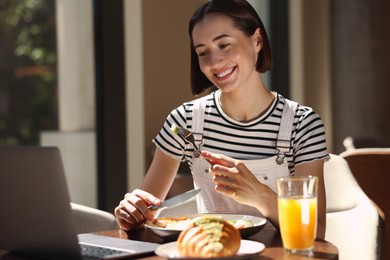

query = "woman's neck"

[{"left": 217, "top": 84, "right": 276, "bottom": 123}]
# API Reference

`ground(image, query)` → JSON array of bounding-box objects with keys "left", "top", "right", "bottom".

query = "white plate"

[
  {"left": 155, "top": 240, "right": 265, "bottom": 259},
  {"left": 145, "top": 214, "right": 267, "bottom": 240}
]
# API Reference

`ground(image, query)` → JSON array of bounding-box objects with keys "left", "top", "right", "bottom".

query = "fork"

[{"left": 171, "top": 124, "right": 201, "bottom": 158}]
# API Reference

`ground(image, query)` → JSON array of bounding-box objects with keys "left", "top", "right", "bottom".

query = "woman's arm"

[
  {"left": 140, "top": 148, "right": 181, "bottom": 198},
  {"left": 114, "top": 148, "right": 181, "bottom": 230}
]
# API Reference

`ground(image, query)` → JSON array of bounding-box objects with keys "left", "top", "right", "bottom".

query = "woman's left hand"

[{"left": 201, "top": 150, "right": 271, "bottom": 207}]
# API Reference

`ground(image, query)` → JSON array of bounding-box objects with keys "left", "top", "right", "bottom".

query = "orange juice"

[{"left": 278, "top": 196, "right": 317, "bottom": 250}]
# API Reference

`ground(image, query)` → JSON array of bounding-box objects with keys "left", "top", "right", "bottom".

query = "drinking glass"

[{"left": 276, "top": 176, "right": 318, "bottom": 257}]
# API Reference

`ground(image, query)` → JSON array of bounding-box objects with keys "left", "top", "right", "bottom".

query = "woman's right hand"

[{"left": 114, "top": 189, "right": 162, "bottom": 231}]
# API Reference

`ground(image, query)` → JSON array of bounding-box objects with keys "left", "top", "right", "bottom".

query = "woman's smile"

[{"left": 215, "top": 66, "right": 236, "bottom": 80}]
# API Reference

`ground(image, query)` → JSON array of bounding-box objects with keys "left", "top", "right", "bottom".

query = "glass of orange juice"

[{"left": 277, "top": 176, "right": 318, "bottom": 257}]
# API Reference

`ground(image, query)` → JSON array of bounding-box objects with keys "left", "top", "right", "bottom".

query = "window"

[{"left": 0, "top": 0, "right": 57, "bottom": 145}]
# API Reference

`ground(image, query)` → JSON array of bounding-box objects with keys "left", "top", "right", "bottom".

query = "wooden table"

[{"left": 96, "top": 225, "right": 338, "bottom": 260}]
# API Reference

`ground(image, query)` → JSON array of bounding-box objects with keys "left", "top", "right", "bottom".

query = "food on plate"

[
  {"left": 146, "top": 217, "right": 192, "bottom": 230},
  {"left": 177, "top": 215, "right": 241, "bottom": 257},
  {"left": 170, "top": 123, "right": 180, "bottom": 135},
  {"left": 147, "top": 215, "right": 255, "bottom": 231},
  {"left": 227, "top": 219, "right": 255, "bottom": 229}
]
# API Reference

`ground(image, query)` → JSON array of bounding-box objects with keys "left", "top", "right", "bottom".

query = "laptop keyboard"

[{"left": 80, "top": 244, "right": 130, "bottom": 259}]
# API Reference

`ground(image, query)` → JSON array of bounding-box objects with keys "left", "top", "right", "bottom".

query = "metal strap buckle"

[{"left": 275, "top": 139, "right": 291, "bottom": 165}]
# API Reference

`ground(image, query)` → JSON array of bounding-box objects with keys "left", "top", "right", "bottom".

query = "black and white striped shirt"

[{"left": 153, "top": 91, "right": 329, "bottom": 174}]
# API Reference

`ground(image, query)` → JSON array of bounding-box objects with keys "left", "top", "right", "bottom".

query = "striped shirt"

[{"left": 153, "top": 90, "right": 329, "bottom": 174}]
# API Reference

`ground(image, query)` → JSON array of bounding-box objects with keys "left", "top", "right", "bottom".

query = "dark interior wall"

[{"left": 331, "top": 0, "right": 390, "bottom": 153}]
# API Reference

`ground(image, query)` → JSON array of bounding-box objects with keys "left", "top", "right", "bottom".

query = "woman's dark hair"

[{"left": 189, "top": 0, "right": 272, "bottom": 95}]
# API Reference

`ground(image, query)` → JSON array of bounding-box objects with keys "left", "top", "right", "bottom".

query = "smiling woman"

[{"left": 115, "top": 0, "right": 329, "bottom": 241}]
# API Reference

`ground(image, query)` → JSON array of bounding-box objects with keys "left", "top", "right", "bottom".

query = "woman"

[{"left": 115, "top": 0, "right": 329, "bottom": 239}]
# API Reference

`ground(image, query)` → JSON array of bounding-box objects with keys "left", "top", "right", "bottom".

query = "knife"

[{"left": 149, "top": 188, "right": 201, "bottom": 210}]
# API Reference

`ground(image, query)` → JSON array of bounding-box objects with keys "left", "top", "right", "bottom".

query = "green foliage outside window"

[{"left": 0, "top": 0, "right": 57, "bottom": 145}]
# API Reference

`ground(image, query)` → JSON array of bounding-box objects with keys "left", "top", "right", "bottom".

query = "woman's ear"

[{"left": 253, "top": 28, "right": 263, "bottom": 51}]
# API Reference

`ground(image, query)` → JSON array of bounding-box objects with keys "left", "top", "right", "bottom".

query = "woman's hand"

[
  {"left": 115, "top": 148, "right": 181, "bottom": 231},
  {"left": 201, "top": 150, "right": 279, "bottom": 226},
  {"left": 114, "top": 189, "right": 161, "bottom": 231},
  {"left": 201, "top": 150, "right": 273, "bottom": 207}
]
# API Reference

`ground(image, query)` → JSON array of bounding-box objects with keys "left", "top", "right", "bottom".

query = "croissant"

[{"left": 177, "top": 215, "right": 241, "bottom": 257}]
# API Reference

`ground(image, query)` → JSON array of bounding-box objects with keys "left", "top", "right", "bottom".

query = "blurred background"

[{"left": 0, "top": 0, "right": 389, "bottom": 213}]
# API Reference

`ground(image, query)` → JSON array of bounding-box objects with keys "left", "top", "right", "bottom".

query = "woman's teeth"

[{"left": 216, "top": 67, "right": 234, "bottom": 78}]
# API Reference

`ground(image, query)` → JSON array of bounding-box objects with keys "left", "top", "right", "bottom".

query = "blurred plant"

[{"left": 0, "top": 0, "right": 57, "bottom": 145}]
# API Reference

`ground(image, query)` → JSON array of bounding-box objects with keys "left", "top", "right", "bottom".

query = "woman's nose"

[{"left": 208, "top": 51, "right": 223, "bottom": 68}]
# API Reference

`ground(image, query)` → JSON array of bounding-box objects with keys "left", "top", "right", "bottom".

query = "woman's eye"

[
  {"left": 220, "top": 43, "right": 230, "bottom": 49},
  {"left": 197, "top": 51, "right": 208, "bottom": 57}
]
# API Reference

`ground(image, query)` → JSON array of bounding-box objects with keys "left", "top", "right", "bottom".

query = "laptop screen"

[{"left": 0, "top": 146, "right": 82, "bottom": 260}]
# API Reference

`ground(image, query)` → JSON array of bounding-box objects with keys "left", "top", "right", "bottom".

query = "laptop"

[{"left": 0, "top": 146, "right": 159, "bottom": 260}]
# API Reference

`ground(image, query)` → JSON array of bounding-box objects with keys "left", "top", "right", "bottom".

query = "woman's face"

[{"left": 192, "top": 14, "right": 262, "bottom": 93}]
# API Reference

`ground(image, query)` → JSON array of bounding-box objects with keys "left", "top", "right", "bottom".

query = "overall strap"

[
  {"left": 276, "top": 97, "right": 298, "bottom": 164},
  {"left": 190, "top": 95, "right": 208, "bottom": 157}
]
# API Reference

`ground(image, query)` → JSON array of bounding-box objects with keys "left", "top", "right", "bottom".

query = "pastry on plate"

[{"left": 177, "top": 215, "right": 241, "bottom": 257}]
